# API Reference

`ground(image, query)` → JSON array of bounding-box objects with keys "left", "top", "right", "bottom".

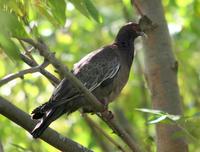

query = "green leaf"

[
  {"left": 148, "top": 115, "right": 168, "bottom": 124},
  {"left": 0, "top": 11, "right": 28, "bottom": 38},
  {"left": 68, "top": 0, "right": 90, "bottom": 19},
  {"left": 0, "top": 34, "right": 20, "bottom": 60},
  {"left": 48, "top": 0, "right": 66, "bottom": 26},
  {"left": 167, "top": 114, "right": 181, "bottom": 121},
  {"left": 136, "top": 108, "right": 181, "bottom": 124},
  {"left": 35, "top": 3, "right": 59, "bottom": 27},
  {"left": 136, "top": 108, "right": 165, "bottom": 115},
  {"left": 83, "top": 0, "right": 101, "bottom": 22}
]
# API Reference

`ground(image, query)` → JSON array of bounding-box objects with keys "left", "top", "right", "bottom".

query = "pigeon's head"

[
  {"left": 122, "top": 22, "right": 144, "bottom": 37},
  {"left": 115, "top": 22, "right": 144, "bottom": 43}
]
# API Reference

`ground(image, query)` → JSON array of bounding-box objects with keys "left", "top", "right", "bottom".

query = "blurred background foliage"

[{"left": 0, "top": 0, "right": 200, "bottom": 151}]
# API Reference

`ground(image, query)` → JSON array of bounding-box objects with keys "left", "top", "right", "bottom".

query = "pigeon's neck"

[
  {"left": 122, "top": 45, "right": 134, "bottom": 68},
  {"left": 115, "top": 33, "right": 136, "bottom": 68}
]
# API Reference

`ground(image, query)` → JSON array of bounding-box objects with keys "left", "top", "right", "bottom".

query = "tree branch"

[
  {"left": 0, "top": 61, "right": 49, "bottom": 86},
  {"left": 83, "top": 116, "right": 113, "bottom": 152},
  {"left": 0, "top": 96, "right": 92, "bottom": 152},
  {"left": 97, "top": 113, "right": 141, "bottom": 152},
  {"left": 19, "top": 38, "right": 141, "bottom": 152},
  {"left": 18, "top": 39, "right": 36, "bottom": 63},
  {"left": 20, "top": 54, "right": 60, "bottom": 86},
  {"left": 83, "top": 115, "right": 126, "bottom": 152},
  {"left": 131, "top": 0, "right": 144, "bottom": 16}
]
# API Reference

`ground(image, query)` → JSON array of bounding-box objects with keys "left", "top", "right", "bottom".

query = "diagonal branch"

[
  {"left": 83, "top": 115, "right": 126, "bottom": 152},
  {"left": 0, "top": 96, "right": 92, "bottom": 152},
  {"left": 131, "top": 0, "right": 144, "bottom": 16},
  {"left": 20, "top": 54, "right": 60, "bottom": 86},
  {"left": 20, "top": 38, "right": 141, "bottom": 152},
  {"left": 18, "top": 39, "right": 36, "bottom": 63},
  {"left": 0, "top": 61, "right": 49, "bottom": 86}
]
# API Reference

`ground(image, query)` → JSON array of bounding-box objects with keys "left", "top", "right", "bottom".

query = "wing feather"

[{"left": 73, "top": 46, "right": 120, "bottom": 92}]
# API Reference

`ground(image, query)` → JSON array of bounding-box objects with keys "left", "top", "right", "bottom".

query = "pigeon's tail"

[
  {"left": 31, "top": 107, "right": 65, "bottom": 138},
  {"left": 31, "top": 98, "right": 83, "bottom": 138}
]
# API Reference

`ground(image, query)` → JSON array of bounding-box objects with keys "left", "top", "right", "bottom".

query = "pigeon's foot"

[{"left": 100, "top": 110, "right": 114, "bottom": 120}]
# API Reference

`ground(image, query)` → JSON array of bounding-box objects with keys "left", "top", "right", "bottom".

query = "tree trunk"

[{"left": 137, "top": 0, "right": 188, "bottom": 151}]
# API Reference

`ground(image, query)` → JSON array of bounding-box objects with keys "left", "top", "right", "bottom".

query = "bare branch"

[
  {"left": 0, "top": 61, "right": 49, "bottom": 86},
  {"left": 83, "top": 115, "right": 126, "bottom": 152},
  {"left": 0, "top": 96, "right": 92, "bottom": 152},
  {"left": 20, "top": 54, "right": 60, "bottom": 86},
  {"left": 18, "top": 39, "right": 37, "bottom": 63},
  {"left": 97, "top": 113, "right": 141, "bottom": 152},
  {"left": 131, "top": 0, "right": 144, "bottom": 16},
  {"left": 83, "top": 116, "right": 113, "bottom": 152}
]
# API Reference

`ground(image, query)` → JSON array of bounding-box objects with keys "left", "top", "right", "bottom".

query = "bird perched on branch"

[{"left": 31, "top": 22, "right": 144, "bottom": 138}]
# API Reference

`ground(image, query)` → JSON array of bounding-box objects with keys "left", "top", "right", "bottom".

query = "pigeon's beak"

[
  {"left": 136, "top": 31, "right": 147, "bottom": 37},
  {"left": 131, "top": 23, "right": 147, "bottom": 37}
]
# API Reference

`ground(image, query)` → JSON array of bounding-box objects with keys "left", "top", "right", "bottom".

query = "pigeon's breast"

[{"left": 107, "top": 65, "right": 130, "bottom": 102}]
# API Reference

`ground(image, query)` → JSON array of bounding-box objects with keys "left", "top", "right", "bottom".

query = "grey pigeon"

[{"left": 31, "top": 22, "right": 143, "bottom": 138}]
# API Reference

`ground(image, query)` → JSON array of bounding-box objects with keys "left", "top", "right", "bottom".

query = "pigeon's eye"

[{"left": 121, "top": 42, "right": 126, "bottom": 47}]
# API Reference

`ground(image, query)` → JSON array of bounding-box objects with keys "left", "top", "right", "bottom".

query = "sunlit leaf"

[
  {"left": 48, "top": 0, "right": 66, "bottom": 26},
  {"left": 68, "top": 0, "right": 90, "bottom": 19},
  {"left": 137, "top": 108, "right": 181, "bottom": 124},
  {"left": 34, "top": 0, "right": 59, "bottom": 27},
  {"left": 136, "top": 108, "right": 165, "bottom": 115},
  {"left": 0, "top": 34, "right": 20, "bottom": 60},
  {"left": 83, "top": 0, "right": 101, "bottom": 22},
  {"left": 0, "top": 11, "right": 27, "bottom": 38},
  {"left": 148, "top": 115, "right": 168, "bottom": 124},
  {"left": 167, "top": 114, "right": 181, "bottom": 121}
]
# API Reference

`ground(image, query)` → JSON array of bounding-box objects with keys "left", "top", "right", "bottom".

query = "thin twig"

[
  {"left": 131, "top": 1, "right": 158, "bottom": 33},
  {"left": 83, "top": 115, "right": 127, "bottom": 152},
  {"left": 20, "top": 54, "right": 60, "bottom": 86},
  {"left": 18, "top": 39, "right": 36, "bottom": 62},
  {"left": 0, "top": 61, "right": 49, "bottom": 86},
  {"left": 97, "top": 114, "right": 141, "bottom": 152},
  {"left": 19, "top": 38, "right": 59, "bottom": 86},
  {"left": 131, "top": 0, "right": 144, "bottom": 16}
]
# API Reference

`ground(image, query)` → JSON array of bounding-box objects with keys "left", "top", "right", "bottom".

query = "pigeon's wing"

[
  {"left": 73, "top": 46, "right": 120, "bottom": 92},
  {"left": 35, "top": 46, "right": 120, "bottom": 110}
]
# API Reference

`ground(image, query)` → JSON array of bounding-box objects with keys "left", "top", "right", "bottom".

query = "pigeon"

[{"left": 31, "top": 22, "right": 144, "bottom": 138}]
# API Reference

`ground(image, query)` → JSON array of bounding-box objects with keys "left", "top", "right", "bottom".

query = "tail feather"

[
  {"left": 31, "top": 107, "right": 65, "bottom": 138},
  {"left": 31, "top": 102, "right": 52, "bottom": 120},
  {"left": 31, "top": 99, "right": 83, "bottom": 138},
  {"left": 31, "top": 105, "right": 45, "bottom": 120},
  {"left": 31, "top": 78, "right": 86, "bottom": 138}
]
